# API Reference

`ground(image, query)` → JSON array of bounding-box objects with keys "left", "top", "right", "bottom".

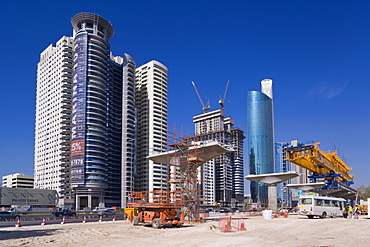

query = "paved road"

[{"left": 0, "top": 213, "right": 124, "bottom": 228}]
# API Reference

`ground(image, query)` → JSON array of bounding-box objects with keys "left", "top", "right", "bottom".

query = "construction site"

[
  {"left": 123, "top": 80, "right": 360, "bottom": 229},
  {"left": 125, "top": 131, "right": 235, "bottom": 228}
]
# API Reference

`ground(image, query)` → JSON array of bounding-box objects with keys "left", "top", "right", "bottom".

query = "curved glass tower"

[
  {"left": 247, "top": 79, "right": 275, "bottom": 204},
  {"left": 70, "top": 13, "right": 121, "bottom": 209}
]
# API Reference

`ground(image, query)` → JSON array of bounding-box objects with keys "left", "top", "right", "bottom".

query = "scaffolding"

[
  {"left": 167, "top": 134, "right": 205, "bottom": 222},
  {"left": 145, "top": 130, "right": 231, "bottom": 223}
]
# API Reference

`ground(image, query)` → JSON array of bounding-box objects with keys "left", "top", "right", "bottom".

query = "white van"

[{"left": 298, "top": 195, "right": 346, "bottom": 218}]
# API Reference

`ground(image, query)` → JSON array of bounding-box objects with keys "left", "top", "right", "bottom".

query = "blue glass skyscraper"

[{"left": 247, "top": 79, "right": 275, "bottom": 204}]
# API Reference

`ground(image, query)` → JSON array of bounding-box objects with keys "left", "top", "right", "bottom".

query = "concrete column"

[
  {"left": 75, "top": 195, "right": 80, "bottom": 211},
  {"left": 88, "top": 190, "right": 92, "bottom": 209},
  {"left": 268, "top": 184, "right": 277, "bottom": 212}
]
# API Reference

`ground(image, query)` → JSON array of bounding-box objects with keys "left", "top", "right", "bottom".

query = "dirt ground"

[{"left": 1, "top": 214, "right": 369, "bottom": 247}]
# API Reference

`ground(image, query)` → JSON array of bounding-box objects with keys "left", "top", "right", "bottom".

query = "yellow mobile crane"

[{"left": 284, "top": 142, "right": 354, "bottom": 188}]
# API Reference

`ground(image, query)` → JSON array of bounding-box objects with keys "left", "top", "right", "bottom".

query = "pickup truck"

[{"left": 52, "top": 209, "right": 76, "bottom": 217}]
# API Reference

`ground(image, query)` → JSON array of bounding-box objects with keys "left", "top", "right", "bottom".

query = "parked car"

[
  {"left": 0, "top": 211, "right": 20, "bottom": 220},
  {"left": 205, "top": 208, "right": 214, "bottom": 213},
  {"left": 52, "top": 209, "right": 76, "bottom": 217},
  {"left": 219, "top": 208, "right": 230, "bottom": 213},
  {"left": 98, "top": 209, "right": 116, "bottom": 216}
]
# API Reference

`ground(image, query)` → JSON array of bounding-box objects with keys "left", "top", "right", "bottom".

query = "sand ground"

[{"left": 1, "top": 214, "right": 369, "bottom": 247}]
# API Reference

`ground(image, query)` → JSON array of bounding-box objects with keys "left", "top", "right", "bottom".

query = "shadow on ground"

[{"left": 0, "top": 228, "right": 59, "bottom": 241}]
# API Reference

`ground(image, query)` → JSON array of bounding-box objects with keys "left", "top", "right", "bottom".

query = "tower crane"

[
  {"left": 218, "top": 80, "right": 230, "bottom": 109},
  {"left": 191, "top": 80, "right": 230, "bottom": 113},
  {"left": 283, "top": 142, "right": 354, "bottom": 189},
  {"left": 191, "top": 81, "right": 210, "bottom": 113}
]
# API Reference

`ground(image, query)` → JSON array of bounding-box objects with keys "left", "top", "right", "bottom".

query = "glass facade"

[
  {"left": 275, "top": 142, "right": 293, "bottom": 207},
  {"left": 247, "top": 91, "right": 274, "bottom": 203}
]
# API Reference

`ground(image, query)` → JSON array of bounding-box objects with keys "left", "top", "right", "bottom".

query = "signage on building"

[
  {"left": 0, "top": 188, "right": 58, "bottom": 206},
  {"left": 71, "top": 31, "right": 88, "bottom": 186}
]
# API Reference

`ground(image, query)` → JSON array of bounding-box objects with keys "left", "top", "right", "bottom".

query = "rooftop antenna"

[
  {"left": 191, "top": 81, "right": 210, "bottom": 113},
  {"left": 218, "top": 80, "right": 230, "bottom": 109}
]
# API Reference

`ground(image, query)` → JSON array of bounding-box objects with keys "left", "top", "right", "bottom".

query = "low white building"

[{"left": 2, "top": 173, "right": 34, "bottom": 188}]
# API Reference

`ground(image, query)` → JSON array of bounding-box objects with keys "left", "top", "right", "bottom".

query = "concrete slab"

[
  {"left": 147, "top": 141, "right": 232, "bottom": 165},
  {"left": 245, "top": 171, "right": 299, "bottom": 185},
  {"left": 286, "top": 182, "right": 327, "bottom": 192},
  {"left": 245, "top": 171, "right": 299, "bottom": 212}
]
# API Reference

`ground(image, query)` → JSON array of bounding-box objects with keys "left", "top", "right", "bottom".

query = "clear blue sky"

[{"left": 1, "top": 1, "right": 369, "bottom": 190}]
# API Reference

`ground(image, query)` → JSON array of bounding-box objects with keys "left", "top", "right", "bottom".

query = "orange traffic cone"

[
  {"left": 99, "top": 215, "right": 102, "bottom": 222},
  {"left": 15, "top": 218, "right": 21, "bottom": 227},
  {"left": 83, "top": 216, "right": 86, "bottom": 223},
  {"left": 113, "top": 215, "right": 116, "bottom": 221},
  {"left": 61, "top": 216, "right": 66, "bottom": 224},
  {"left": 41, "top": 218, "right": 46, "bottom": 225},
  {"left": 239, "top": 217, "right": 246, "bottom": 231}
]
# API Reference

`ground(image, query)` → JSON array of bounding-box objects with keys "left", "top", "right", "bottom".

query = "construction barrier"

[{"left": 218, "top": 217, "right": 246, "bottom": 233}]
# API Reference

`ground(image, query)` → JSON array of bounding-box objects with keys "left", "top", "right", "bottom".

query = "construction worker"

[
  {"left": 353, "top": 205, "right": 360, "bottom": 219},
  {"left": 343, "top": 206, "right": 348, "bottom": 218},
  {"left": 347, "top": 204, "right": 353, "bottom": 219}
]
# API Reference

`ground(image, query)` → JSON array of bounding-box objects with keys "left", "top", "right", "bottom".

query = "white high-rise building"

[
  {"left": 35, "top": 13, "right": 137, "bottom": 210},
  {"left": 34, "top": 36, "right": 74, "bottom": 202},
  {"left": 135, "top": 60, "right": 168, "bottom": 191}
]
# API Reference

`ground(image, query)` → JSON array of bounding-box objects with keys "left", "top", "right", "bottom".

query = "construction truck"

[
  {"left": 125, "top": 190, "right": 185, "bottom": 229},
  {"left": 358, "top": 204, "right": 368, "bottom": 215}
]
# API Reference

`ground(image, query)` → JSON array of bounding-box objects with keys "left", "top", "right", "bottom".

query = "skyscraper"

[
  {"left": 193, "top": 109, "right": 244, "bottom": 207},
  {"left": 35, "top": 13, "right": 136, "bottom": 209},
  {"left": 34, "top": 36, "right": 74, "bottom": 205},
  {"left": 135, "top": 60, "right": 168, "bottom": 192},
  {"left": 247, "top": 79, "right": 275, "bottom": 204}
]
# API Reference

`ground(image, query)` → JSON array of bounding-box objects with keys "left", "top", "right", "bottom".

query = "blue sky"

[{"left": 1, "top": 1, "right": 369, "bottom": 190}]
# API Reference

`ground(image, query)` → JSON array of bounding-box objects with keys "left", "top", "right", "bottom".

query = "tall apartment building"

[
  {"left": 135, "top": 61, "right": 169, "bottom": 192},
  {"left": 247, "top": 79, "right": 275, "bottom": 204},
  {"left": 35, "top": 13, "right": 137, "bottom": 209},
  {"left": 34, "top": 36, "right": 74, "bottom": 203},
  {"left": 2, "top": 173, "right": 34, "bottom": 188},
  {"left": 193, "top": 109, "right": 244, "bottom": 207}
]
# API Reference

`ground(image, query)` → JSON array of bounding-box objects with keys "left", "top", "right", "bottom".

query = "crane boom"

[
  {"left": 191, "top": 81, "right": 210, "bottom": 113},
  {"left": 219, "top": 80, "right": 230, "bottom": 109}
]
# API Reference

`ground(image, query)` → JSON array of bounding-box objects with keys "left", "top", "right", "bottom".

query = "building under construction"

[{"left": 192, "top": 109, "right": 245, "bottom": 208}]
